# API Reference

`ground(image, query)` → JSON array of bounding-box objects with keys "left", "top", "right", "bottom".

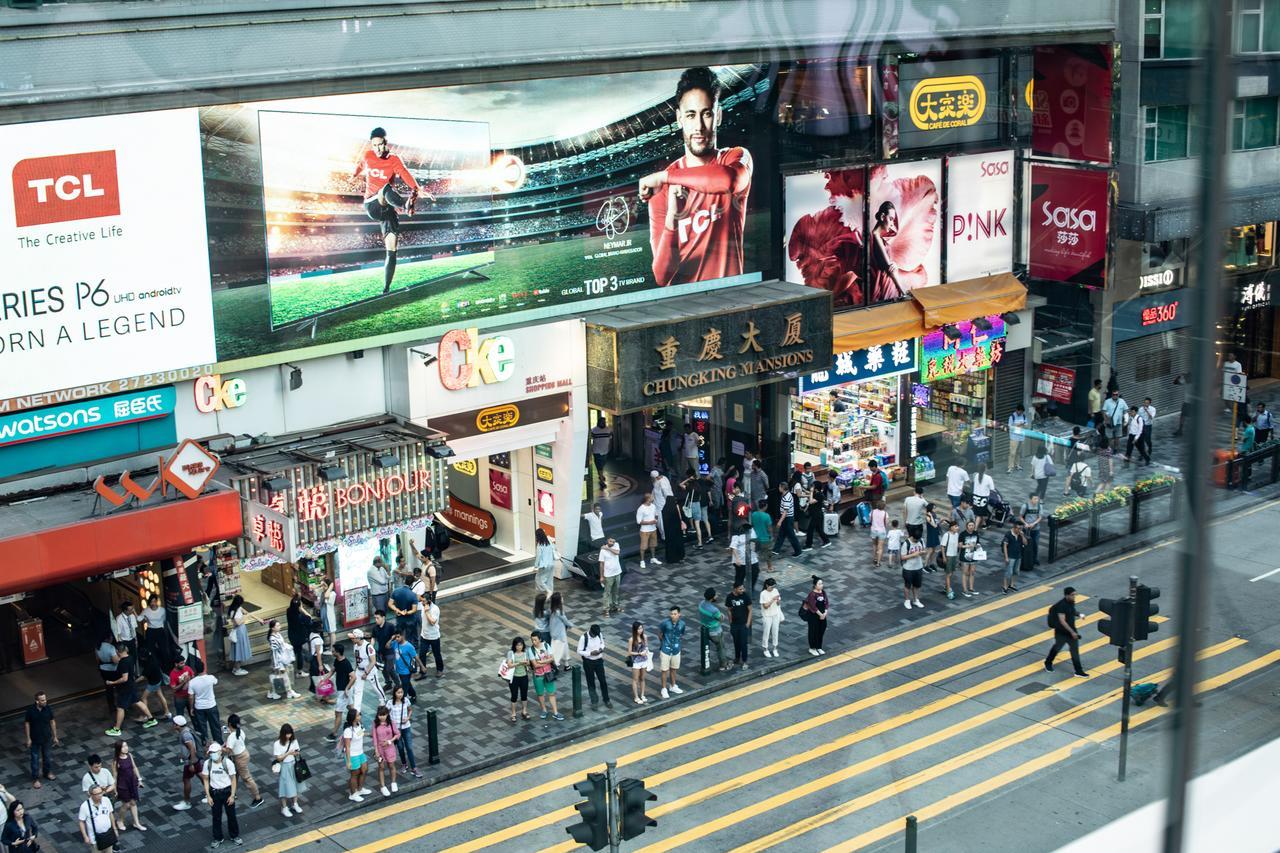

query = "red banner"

[
  {"left": 1028, "top": 164, "right": 1110, "bottom": 288},
  {"left": 20, "top": 620, "right": 47, "bottom": 665},
  {"left": 1035, "top": 363, "right": 1076, "bottom": 404},
  {"left": 1032, "top": 44, "right": 1113, "bottom": 164},
  {"left": 488, "top": 468, "right": 512, "bottom": 510}
]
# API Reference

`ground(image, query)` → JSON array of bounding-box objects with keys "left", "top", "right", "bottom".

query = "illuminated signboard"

[
  {"left": 897, "top": 59, "right": 1000, "bottom": 150},
  {"left": 1140, "top": 300, "right": 1179, "bottom": 327},
  {"left": 801, "top": 338, "right": 918, "bottom": 393},
  {"left": 919, "top": 316, "right": 1007, "bottom": 382}
]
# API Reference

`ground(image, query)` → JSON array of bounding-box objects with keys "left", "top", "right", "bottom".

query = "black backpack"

[{"left": 434, "top": 523, "right": 451, "bottom": 551}]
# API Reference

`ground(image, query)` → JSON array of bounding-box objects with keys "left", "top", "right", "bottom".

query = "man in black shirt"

[
  {"left": 1044, "top": 587, "right": 1088, "bottom": 677},
  {"left": 105, "top": 643, "right": 159, "bottom": 737},
  {"left": 328, "top": 643, "right": 355, "bottom": 742},
  {"left": 371, "top": 610, "right": 399, "bottom": 694},
  {"left": 24, "top": 690, "right": 59, "bottom": 787},
  {"left": 725, "top": 583, "right": 753, "bottom": 670}
]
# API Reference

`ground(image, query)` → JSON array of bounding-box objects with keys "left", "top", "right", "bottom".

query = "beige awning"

[
  {"left": 909, "top": 273, "right": 1027, "bottom": 327},
  {"left": 831, "top": 300, "right": 927, "bottom": 352}
]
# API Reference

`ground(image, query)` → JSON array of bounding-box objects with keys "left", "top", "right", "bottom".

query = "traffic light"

[
  {"left": 566, "top": 772, "right": 609, "bottom": 851},
  {"left": 617, "top": 777, "right": 657, "bottom": 841},
  {"left": 1134, "top": 584, "right": 1161, "bottom": 641},
  {"left": 1097, "top": 598, "right": 1131, "bottom": 647}
]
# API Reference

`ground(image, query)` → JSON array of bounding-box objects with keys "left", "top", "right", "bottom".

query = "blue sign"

[{"left": 800, "top": 338, "right": 919, "bottom": 393}]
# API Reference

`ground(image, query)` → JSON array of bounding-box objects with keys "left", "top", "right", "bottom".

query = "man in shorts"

[
  {"left": 635, "top": 493, "right": 662, "bottom": 569},
  {"left": 750, "top": 500, "right": 775, "bottom": 572},
  {"left": 940, "top": 520, "right": 961, "bottom": 600},
  {"left": 657, "top": 607, "right": 686, "bottom": 699},
  {"left": 900, "top": 529, "right": 926, "bottom": 610},
  {"left": 327, "top": 643, "right": 354, "bottom": 742}
]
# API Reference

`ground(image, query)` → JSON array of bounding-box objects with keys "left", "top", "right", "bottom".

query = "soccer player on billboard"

[
  {"left": 353, "top": 127, "right": 435, "bottom": 293},
  {"left": 638, "top": 67, "right": 753, "bottom": 287}
]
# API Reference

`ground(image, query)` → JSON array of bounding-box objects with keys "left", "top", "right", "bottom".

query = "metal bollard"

[
  {"left": 571, "top": 665, "right": 584, "bottom": 718},
  {"left": 905, "top": 815, "right": 917, "bottom": 853},
  {"left": 700, "top": 625, "right": 711, "bottom": 675},
  {"left": 427, "top": 708, "right": 441, "bottom": 765}
]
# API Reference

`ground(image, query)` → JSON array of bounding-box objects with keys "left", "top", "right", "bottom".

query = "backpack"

[
  {"left": 1069, "top": 467, "right": 1084, "bottom": 493},
  {"left": 434, "top": 523, "right": 451, "bottom": 551}
]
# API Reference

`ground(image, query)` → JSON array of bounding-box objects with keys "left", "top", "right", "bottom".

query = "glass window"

[
  {"left": 1143, "top": 105, "right": 1190, "bottom": 161},
  {"left": 1225, "top": 222, "right": 1276, "bottom": 270},
  {"left": 1163, "top": 0, "right": 1197, "bottom": 57},
  {"left": 1231, "top": 97, "right": 1280, "bottom": 150},
  {"left": 1238, "top": 0, "right": 1264, "bottom": 53},
  {"left": 1144, "top": 0, "right": 1165, "bottom": 59}
]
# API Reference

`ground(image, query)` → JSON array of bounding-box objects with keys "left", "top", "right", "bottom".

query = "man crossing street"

[{"left": 1044, "top": 587, "right": 1088, "bottom": 678}]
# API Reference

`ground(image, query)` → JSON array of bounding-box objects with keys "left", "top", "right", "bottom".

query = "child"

[
  {"left": 940, "top": 521, "right": 961, "bottom": 600},
  {"left": 886, "top": 519, "right": 904, "bottom": 569}
]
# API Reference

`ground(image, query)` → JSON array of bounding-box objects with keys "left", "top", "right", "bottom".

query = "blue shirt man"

[
  {"left": 391, "top": 633, "right": 420, "bottom": 702},
  {"left": 658, "top": 608, "right": 686, "bottom": 699}
]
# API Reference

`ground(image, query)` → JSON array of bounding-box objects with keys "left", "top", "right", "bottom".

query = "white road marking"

[{"left": 1248, "top": 566, "right": 1280, "bottom": 583}]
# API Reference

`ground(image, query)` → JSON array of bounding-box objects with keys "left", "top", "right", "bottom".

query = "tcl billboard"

[
  {"left": 1028, "top": 164, "right": 1110, "bottom": 288},
  {"left": 945, "top": 151, "right": 1013, "bottom": 282}
]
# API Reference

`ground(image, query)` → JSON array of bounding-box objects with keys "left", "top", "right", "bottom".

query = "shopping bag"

[
  {"left": 498, "top": 659, "right": 513, "bottom": 682},
  {"left": 294, "top": 757, "right": 312, "bottom": 782}
]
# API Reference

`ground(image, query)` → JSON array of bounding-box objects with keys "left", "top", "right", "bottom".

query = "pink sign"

[{"left": 488, "top": 468, "right": 512, "bottom": 509}]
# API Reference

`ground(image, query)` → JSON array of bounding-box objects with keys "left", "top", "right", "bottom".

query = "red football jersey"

[
  {"left": 353, "top": 149, "right": 420, "bottom": 200},
  {"left": 648, "top": 147, "right": 753, "bottom": 287}
]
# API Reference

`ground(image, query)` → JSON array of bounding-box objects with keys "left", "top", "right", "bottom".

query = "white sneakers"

[
  {"left": 651, "top": 557, "right": 663, "bottom": 565},
  {"left": 232, "top": 668, "right": 249, "bottom": 676},
  {"left": 172, "top": 802, "right": 192, "bottom": 812},
  {"left": 292, "top": 804, "right": 302, "bottom": 815},
  {"left": 903, "top": 600, "right": 912, "bottom": 610},
  {"left": 640, "top": 560, "right": 647, "bottom": 569},
  {"left": 381, "top": 786, "right": 390, "bottom": 797},
  {"left": 348, "top": 794, "right": 364, "bottom": 802},
  {"left": 287, "top": 691, "right": 301, "bottom": 699},
  {"left": 357, "top": 788, "right": 372, "bottom": 796},
  {"left": 670, "top": 684, "right": 683, "bottom": 694},
  {"left": 808, "top": 649, "right": 820, "bottom": 656},
  {"left": 660, "top": 688, "right": 669, "bottom": 699},
  {"left": 906, "top": 600, "right": 925, "bottom": 609},
  {"left": 391, "top": 782, "right": 398, "bottom": 793},
  {"left": 266, "top": 693, "right": 281, "bottom": 700},
  {"left": 282, "top": 808, "right": 292, "bottom": 818}
]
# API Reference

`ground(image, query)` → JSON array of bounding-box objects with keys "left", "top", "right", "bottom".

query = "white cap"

[
  {"left": 172, "top": 715, "right": 187, "bottom": 726},
  {"left": 650, "top": 470, "right": 660, "bottom": 478},
  {"left": 207, "top": 743, "right": 222, "bottom": 754}
]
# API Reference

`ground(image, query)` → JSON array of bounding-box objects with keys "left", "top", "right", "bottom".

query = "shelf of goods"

[{"left": 792, "top": 380, "right": 901, "bottom": 485}]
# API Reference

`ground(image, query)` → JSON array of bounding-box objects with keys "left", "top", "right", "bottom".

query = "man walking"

[
  {"left": 726, "top": 582, "right": 752, "bottom": 670},
  {"left": 1044, "top": 587, "right": 1089, "bottom": 677},
  {"left": 598, "top": 538, "right": 623, "bottom": 616},
  {"left": 1138, "top": 397, "right": 1157, "bottom": 463},
  {"left": 635, "top": 494, "right": 662, "bottom": 570},
  {"left": 1254, "top": 402, "right": 1273, "bottom": 444},
  {"left": 24, "top": 690, "right": 58, "bottom": 788},
  {"left": 589, "top": 415, "right": 612, "bottom": 489},
  {"left": 105, "top": 642, "right": 159, "bottom": 737},
  {"left": 1103, "top": 389, "right": 1129, "bottom": 446},
  {"left": 79, "top": 785, "right": 118, "bottom": 853},
  {"left": 657, "top": 607, "right": 686, "bottom": 699},
  {"left": 1125, "top": 405, "right": 1148, "bottom": 466},
  {"left": 200, "top": 743, "right": 242, "bottom": 847},
  {"left": 750, "top": 500, "right": 774, "bottom": 573},
  {"left": 172, "top": 715, "right": 200, "bottom": 811},
  {"left": 774, "top": 483, "right": 803, "bottom": 558}
]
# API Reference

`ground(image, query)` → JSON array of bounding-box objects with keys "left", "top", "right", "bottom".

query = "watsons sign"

[{"left": 0, "top": 386, "right": 175, "bottom": 447}]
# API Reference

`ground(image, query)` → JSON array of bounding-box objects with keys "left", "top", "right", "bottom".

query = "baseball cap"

[
  {"left": 349, "top": 629, "right": 365, "bottom": 638},
  {"left": 650, "top": 470, "right": 660, "bottom": 478},
  {"left": 172, "top": 715, "right": 187, "bottom": 726},
  {"left": 207, "top": 743, "right": 222, "bottom": 754}
]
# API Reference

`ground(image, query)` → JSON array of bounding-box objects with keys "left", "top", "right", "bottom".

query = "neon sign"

[{"left": 1140, "top": 301, "right": 1179, "bottom": 327}]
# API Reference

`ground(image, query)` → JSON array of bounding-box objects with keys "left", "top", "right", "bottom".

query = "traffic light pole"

[
  {"left": 1117, "top": 575, "right": 1138, "bottom": 782},
  {"left": 605, "top": 760, "right": 619, "bottom": 853}
]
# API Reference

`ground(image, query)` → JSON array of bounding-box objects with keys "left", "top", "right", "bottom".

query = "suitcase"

[
  {"left": 573, "top": 552, "right": 604, "bottom": 590},
  {"left": 823, "top": 512, "right": 840, "bottom": 536}
]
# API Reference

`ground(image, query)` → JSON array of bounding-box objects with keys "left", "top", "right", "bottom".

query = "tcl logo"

[
  {"left": 12, "top": 151, "right": 120, "bottom": 227},
  {"left": 980, "top": 160, "right": 1010, "bottom": 177},
  {"left": 1040, "top": 202, "right": 1097, "bottom": 232},
  {"left": 677, "top": 204, "right": 721, "bottom": 244}
]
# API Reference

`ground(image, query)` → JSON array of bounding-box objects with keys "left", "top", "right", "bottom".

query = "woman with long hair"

[
  {"left": 369, "top": 705, "right": 399, "bottom": 797},
  {"left": 533, "top": 528, "right": 557, "bottom": 595},
  {"left": 341, "top": 708, "right": 370, "bottom": 802},
  {"left": 267, "top": 620, "right": 300, "bottom": 700},
  {"left": 226, "top": 594, "right": 252, "bottom": 676},
  {"left": 270, "top": 723, "right": 302, "bottom": 818},
  {"left": 531, "top": 592, "right": 550, "bottom": 645},
  {"left": 222, "top": 713, "right": 263, "bottom": 808},
  {"left": 285, "top": 594, "right": 310, "bottom": 678},
  {"left": 320, "top": 579, "right": 337, "bottom": 648},
  {"left": 800, "top": 576, "right": 830, "bottom": 655},
  {"left": 388, "top": 684, "right": 421, "bottom": 778},
  {"left": 627, "top": 621, "right": 650, "bottom": 705},
  {"left": 111, "top": 740, "right": 145, "bottom": 832},
  {"left": 547, "top": 592, "right": 575, "bottom": 672},
  {"left": 1, "top": 800, "right": 39, "bottom": 852},
  {"left": 506, "top": 637, "right": 531, "bottom": 722}
]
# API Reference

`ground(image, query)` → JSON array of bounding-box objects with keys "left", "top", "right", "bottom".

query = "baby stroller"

[{"left": 984, "top": 487, "right": 1010, "bottom": 528}]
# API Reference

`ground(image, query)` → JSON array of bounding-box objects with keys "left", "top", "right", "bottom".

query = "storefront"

[
  {"left": 1226, "top": 268, "right": 1280, "bottom": 381},
  {"left": 401, "top": 318, "right": 588, "bottom": 574},
  {"left": 1110, "top": 288, "right": 1192, "bottom": 417}
]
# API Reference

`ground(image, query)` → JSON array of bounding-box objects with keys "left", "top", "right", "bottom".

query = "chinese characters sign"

[
  {"left": 898, "top": 59, "right": 1000, "bottom": 150},
  {"left": 1140, "top": 301, "right": 1179, "bottom": 327},
  {"left": 244, "top": 499, "right": 297, "bottom": 563},
  {"left": 1034, "top": 364, "right": 1076, "bottom": 404},
  {"left": 920, "top": 316, "right": 1007, "bottom": 382},
  {"left": 800, "top": 339, "right": 919, "bottom": 393}
]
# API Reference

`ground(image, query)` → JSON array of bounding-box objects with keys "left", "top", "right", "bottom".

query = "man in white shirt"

[
  {"left": 1007, "top": 404, "right": 1028, "bottom": 473},
  {"left": 681, "top": 424, "right": 701, "bottom": 473},
  {"left": 1138, "top": 397, "right": 1157, "bottom": 462},
  {"left": 81, "top": 754, "right": 117, "bottom": 800},
  {"left": 582, "top": 503, "right": 606, "bottom": 548},
  {"left": 635, "top": 495, "right": 662, "bottom": 570},
  {"left": 367, "top": 558, "right": 391, "bottom": 616},
  {"left": 650, "top": 470, "right": 673, "bottom": 538},
  {"left": 1103, "top": 389, "right": 1129, "bottom": 444},
  {"left": 114, "top": 601, "right": 139, "bottom": 658},
  {"left": 598, "top": 538, "right": 623, "bottom": 615},
  {"left": 1126, "top": 404, "right": 1148, "bottom": 466},
  {"left": 79, "top": 785, "right": 117, "bottom": 852},
  {"left": 902, "top": 485, "right": 929, "bottom": 541},
  {"left": 351, "top": 629, "right": 378, "bottom": 710},
  {"left": 200, "top": 743, "right": 241, "bottom": 847},
  {"left": 589, "top": 416, "right": 612, "bottom": 489},
  {"left": 418, "top": 594, "right": 444, "bottom": 678},
  {"left": 945, "top": 463, "right": 970, "bottom": 509},
  {"left": 773, "top": 483, "right": 803, "bottom": 558},
  {"left": 187, "top": 665, "right": 221, "bottom": 748}
]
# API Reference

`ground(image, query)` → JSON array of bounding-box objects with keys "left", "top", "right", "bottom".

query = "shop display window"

[{"left": 792, "top": 377, "right": 901, "bottom": 489}]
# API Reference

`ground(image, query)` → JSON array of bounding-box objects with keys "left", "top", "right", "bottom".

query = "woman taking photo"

[
  {"left": 526, "top": 633, "right": 565, "bottom": 721},
  {"left": 267, "top": 620, "right": 300, "bottom": 700},
  {"left": 959, "top": 519, "right": 983, "bottom": 598},
  {"left": 533, "top": 529, "right": 557, "bottom": 595},
  {"left": 226, "top": 595, "right": 252, "bottom": 677},
  {"left": 1, "top": 801, "right": 39, "bottom": 852},
  {"left": 388, "top": 685, "right": 421, "bottom": 778},
  {"left": 270, "top": 723, "right": 303, "bottom": 819},
  {"left": 369, "top": 706, "right": 399, "bottom": 797},
  {"left": 547, "top": 592, "right": 575, "bottom": 672},
  {"left": 505, "top": 637, "right": 532, "bottom": 722},
  {"left": 759, "top": 577, "right": 784, "bottom": 658},
  {"left": 800, "top": 576, "right": 830, "bottom": 655},
  {"left": 627, "top": 622, "right": 651, "bottom": 705},
  {"left": 341, "top": 708, "right": 371, "bottom": 803},
  {"left": 111, "top": 740, "right": 146, "bottom": 832}
]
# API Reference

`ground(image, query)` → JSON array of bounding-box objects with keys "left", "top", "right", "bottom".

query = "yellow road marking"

[{"left": 821, "top": 647, "right": 1280, "bottom": 853}]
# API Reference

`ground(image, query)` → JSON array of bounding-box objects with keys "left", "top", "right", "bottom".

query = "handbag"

[
  {"left": 798, "top": 601, "right": 811, "bottom": 621},
  {"left": 498, "top": 659, "right": 514, "bottom": 682},
  {"left": 543, "top": 665, "right": 558, "bottom": 684},
  {"left": 972, "top": 547, "right": 988, "bottom": 562},
  {"left": 1043, "top": 458, "right": 1057, "bottom": 478},
  {"left": 315, "top": 676, "right": 335, "bottom": 698},
  {"left": 294, "top": 756, "right": 312, "bottom": 782}
]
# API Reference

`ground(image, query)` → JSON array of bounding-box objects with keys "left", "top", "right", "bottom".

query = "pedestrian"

[
  {"left": 1067, "top": 453, "right": 1093, "bottom": 497},
  {"left": 23, "top": 691, "right": 58, "bottom": 789},
  {"left": 1242, "top": 415, "right": 1257, "bottom": 452},
  {"left": 1255, "top": 402, "right": 1274, "bottom": 444},
  {"left": 1020, "top": 492, "right": 1044, "bottom": 571},
  {"left": 758, "top": 577, "right": 783, "bottom": 657},
  {"left": 533, "top": 529, "right": 557, "bottom": 595},
  {"left": 80, "top": 755, "right": 122, "bottom": 834},
  {"left": 774, "top": 483, "right": 804, "bottom": 557},
  {"left": 3, "top": 800, "right": 39, "bottom": 852},
  {"left": 104, "top": 643, "right": 159, "bottom": 737},
  {"left": 171, "top": 715, "right": 200, "bottom": 812},
  {"left": 1007, "top": 404, "right": 1028, "bottom": 472},
  {"left": 800, "top": 576, "right": 829, "bottom": 655},
  {"left": 1001, "top": 522, "right": 1026, "bottom": 594},
  {"left": 626, "top": 622, "right": 651, "bottom": 705},
  {"left": 327, "top": 643, "right": 353, "bottom": 742},
  {"left": 285, "top": 595, "right": 311, "bottom": 678},
  {"left": 367, "top": 558, "right": 391, "bottom": 617},
  {"left": 698, "top": 589, "right": 730, "bottom": 672},
  {"left": 114, "top": 602, "right": 139, "bottom": 660},
  {"left": 168, "top": 656, "right": 195, "bottom": 722},
  {"left": 222, "top": 715, "right": 264, "bottom": 809},
  {"left": 582, "top": 503, "right": 606, "bottom": 550},
  {"left": 266, "top": 620, "right": 300, "bottom": 700},
  {"left": 900, "top": 529, "right": 925, "bottom": 610},
  {"left": 1125, "top": 405, "right": 1147, "bottom": 466},
  {"left": 137, "top": 647, "right": 171, "bottom": 721},
  {"left": 199, "top": 743, "right": 242, "bottom": 847},
  {"left": 708, "top": 458, "right": 726, "bottom": 533},
  {"left": 140, "top": 595, "right": 170, "bottom": 671},
  {"left": 319, "top": 578, "right": 338, "bottom": 648},
  {"left": 659, "top": 422, "right": 678, "bottom": 475},
  {"left": 505, "top": 638, "right": 532, "bottom": 722},
  {"left": 1088, "top": 378, "right": 1104, "bottom": 430},
  {"left": 1138, "top": 397, "right": 1157, "bottom": 461},
  {"left": 532, "top": 593, "right": 551, "bottom": 646},
  {"left": 599, "top": 538, "right": 623, "bottom": 616},
  {"left": 341, "top": 708, "right": 372, "bottom": 803},
  {"left": 679, "top": 469, "right": 709, "bottom": 548},
  {"left": 1030, "top": 445, "right": 1052, "bottom": 499},
  {"left": 902, "top": 485, "right": 928, "bottom": 543},
  {"left": 187, "top": 660, "right": 221, "bottom": 747},
  {"left": 728, "top": 524, "right": 751, "bottom": 590},
  {"left": 661, "top": 478, "right": 687, "bottom": 564},
  {"left": 1094, "top": 433, "right": 1116, "bottom": 491},
  {"left": 388, "top": 574, "right": 420, "bottom": 644},
  {"left": 370, "top": 706, "right": 400, "bottom": 797},
  {"left": 939, "top": 520, "right": 961, "bottom": 600},
  {"left": 1044, "top": 587, "right": 1089, "bottom": 677},
  {"left": 96, "top": 636, "right": 120, "bottom": 719},
  {"left": 869, "top": 501, "right": 888, "bottom": 567},
  {"left": 951, "top": 496, "right": 976, "bottom": 532},
  {"left": 370, "top": 611, "right": 398, "bottom": 699},
  {"left": 650, "top": 470, "right": 674, "bottom": 539},
  {"left": 390, "top": 631, "right": 418, "bottom": 703},
  {"left": 923, "top": 503, "right": 941, "bottom": 571},
  {"left": 548, "top": 592, "right": 575, "bottom": 671},
  {"left": 78, "top": 785, "right": 117, "bottom": 853},
  {"left": 681, "top": 422, "right": 701, "bottom": 473},
  {"left": 270, "top": 724, "right": 303, "bottom": 819},
  {"left": 747, "top": 457, "right": 770, "bottom": 510},
  {"left": 970, "top": 464, "right": 995, "bottom": 528},
  {"left": 958, "top": 519, "right": 984, "bottom": 597},
  {"left": 886, "top": 519, "right": 904, "bottom": 569},
  {"left": 944, "top": 461, "right": 970, "bottom": 509},
  {"left": 307, "top": 625, "right": 328, "bottom": 704},
  {"left": 577, "top": 625, "right": 612, "bottom": 710},
  {"left": 419, "top": 592, "right": 444, "bottom": 679},
  {"left": 527, "top": 633, "right": 565, "bottom": 720},
  {"left": 864, "top": 459, "right": 887, "bottom": 504},
  {"left": 1103, "top": 388, "right": 1129, "bottom": 445},
  {"left": 111, "top": 740, "right": 146, "bottom": 832},
  {"left": 804, "top": 484, "right": 831, "bottom": 549},
  {"left": 750, "top": 500, "right": 775, "bottom": 573},
  {"left": 590, "top": 414, "right": 612, "bottom": 489},
  {"left": 223, "top": 595, "right": 251, "bottom": 677},
  {"left": 657, "top": 607, "right": 687, "bottom": 699},
  {"left": 388, "top": 685, "right": 421, "bottom": 778},
  {"left": 635, "top": 494, "right": 662, "bottom": 569},
  {"left": 726, "top": 582, "right": 752, "bottom": 670}
]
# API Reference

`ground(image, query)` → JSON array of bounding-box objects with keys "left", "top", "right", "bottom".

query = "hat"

[
  {"left": 650, "top": 470, "right": 660, "bottom": 479},
  {"left": 349, "top": 629, "right": 365, "bottom": 639},
  {"left": 207, "top": 743, "right": 222, "bottom": 754},
  {"left": 172, "top": 715, "right": 187, "bottom": 726}
]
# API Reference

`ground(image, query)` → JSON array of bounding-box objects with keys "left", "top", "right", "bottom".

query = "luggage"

[
  {"left": 857, "top": 501, "right": 872, "bottom": 527},
  {"left": 573, "top": 553, "right": 604, "bottom": 590},
  {"left": 823, "top": 512, "right": 840, "bottom": 536}
]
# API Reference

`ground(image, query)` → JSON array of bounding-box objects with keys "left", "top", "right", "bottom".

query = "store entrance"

[{"left": 439, "top": 446, "right": 539, "bottom": 581}]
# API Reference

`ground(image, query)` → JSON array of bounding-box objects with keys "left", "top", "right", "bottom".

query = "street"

[{"left": 249, "top": 498, "right": 1280, "bottom": 853}]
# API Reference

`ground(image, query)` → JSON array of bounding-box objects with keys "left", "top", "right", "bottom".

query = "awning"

[
  {"left": 831, "top": 300, "right": 927, "bottom": 352},
  {"left": 910, "top": 273, "right": 1027, "bottom": 328},
  {"left": 0, "top": 489, "right": 244, "bottom": 597}
]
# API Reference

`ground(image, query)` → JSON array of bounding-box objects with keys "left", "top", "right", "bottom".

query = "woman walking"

[
  {"left": 307, "top": 625, "right": 329, "bottom": 703},
  {"left": 226, "top": 595, "right": 252, "bottom": 676},
  {"left": 801, "top": 576, "right": 829, "bottom": 655},
  {"left": 959, "top": 519, "right": 983, "bottom": 598},
  {"left": 1031, "top": 446, "right": 1052, "bottom": 500},
  {"left": 627, "top": 622, "right": 651, "bottom": 705},
  {"left": 527, "top": 634, "right": 565, "bottom": 721},
  {"left": 267, "top": 620, "right": 300, "bottom": 700},
  {"left": 505, "top": 638, "right": 532, "bottom": 722},
  {"left": 341, "top": 708, "right": 371, "bottom": 803},
  {"left": 320, "top": 579, "right": 338, "bottom": 648},
  {"left": 286, "top": 596, "right": 311, "bottom": 678},
  {"left": 369, "top": 706, "right": 399, "bottom": 797},
  {"left": 388, "top": 685, "right": 421, "bottom": 778},
  {"left": 577, "top": 625, "right": 611, "bottom": 710},
  {"left": 532, "top": 593, "right": 551, "bottom": 645},
  {"left": 533, "top": 529, "right": 557, "bottom": 595},
  {"left": 223, "top": 714, "right": 264, "bottom": 808},
  {"left": 547, "top": 593, "right": 575, "bottom": 672},
  {"left": 759, "top": 577, "right": 783, "bottom": 657},
  {"left": 869, "top": 501, "right": 889, "bottom": 567},
  {"left": 111, "top": 740, "right": 146, "bottom": 832},
  {"left": 2, "top": 801, "right": 39, "bottom": 851},
  {"left": 270, "top": 724, "right": 303, "bottom": 819}
]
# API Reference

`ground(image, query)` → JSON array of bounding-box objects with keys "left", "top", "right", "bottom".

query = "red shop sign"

[{"left": 1035, "top": 363, "right": 1076, "bottom": 404}]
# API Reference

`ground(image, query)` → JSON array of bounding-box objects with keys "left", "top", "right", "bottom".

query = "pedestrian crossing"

[{"left": 255, "top": 584, "right": 1276, "bottom": 853}]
